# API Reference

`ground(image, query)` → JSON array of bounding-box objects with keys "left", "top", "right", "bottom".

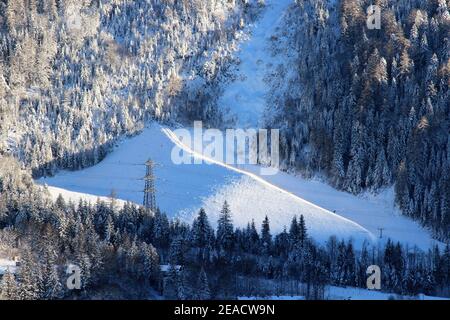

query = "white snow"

[
  {"left": 39, "top": 125, "right": 241, "bottom": 219},
  {"left": 218, "top": 0, "right": 293, "bottom": 128},
  {"left": 163, "top": 126, "right": 373, "bottom": 244},
  {"left": 40, "top": 185, "right": 128, "bottom": 208},
  {"left": 233, "top": 164, "right": 443, "bottom": 250},
  {"left": 0, "top": 258, "right": 17, "bottom": 275},
  {"left": 239, "top": 287, "right": 449, "bottom": 300},
  {"left": 325, "top": 286, "right": 449, "bottom": 300}
]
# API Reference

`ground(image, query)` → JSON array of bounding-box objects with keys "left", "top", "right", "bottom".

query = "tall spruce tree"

[
  {"left": 216, "top": 201, "right": 234, "bottom": 256},
  {"left": 261, "top": 216, "right": 272, "bottom": 254},
  {"left": 195, "top": 267, "right": 211, "bottom": 300}
]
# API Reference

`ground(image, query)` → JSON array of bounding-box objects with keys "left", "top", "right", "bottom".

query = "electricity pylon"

[{"left": 143, "top": 158, "right": 156, "bottom": 211}]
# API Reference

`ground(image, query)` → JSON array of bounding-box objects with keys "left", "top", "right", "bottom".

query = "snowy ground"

[
  {"left": 239, "top": 286, "right": 449, "bottom": 300},
  {"left": 235, "top": 164, "right": 442, "bottom": 250},
  {"left": 163, "top": 127, "right": 441, "bottom": 250},
  {"left": 324, "top": 286, "right": 449, "bottom": 300},
  {"left": 218, "top": 0, "right": 293, "bottom": 128},
  {"left": 39, "top": 125, "right": 240, "bottom": 219},
  {"left": 0, "top": 258, "right": 17, "bottom": 275}
]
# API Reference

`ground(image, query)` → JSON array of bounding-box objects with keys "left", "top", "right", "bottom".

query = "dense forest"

[
  {"left": 266, "top": 0, "right": 450, "bottom": 240},
  {"left": 1, "top": 157, "right": 449, "bottom": 299},
  {"left": 0, "top": 0, "right": 262, "bottom": 176}
]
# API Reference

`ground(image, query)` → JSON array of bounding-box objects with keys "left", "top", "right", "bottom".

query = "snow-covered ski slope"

[
  {"left": 164, "top": 127, "right": 441, "bottom": 250},
  {"left": 39, "top": 124, "right": 373, "bottom": 245},
  {"left": 38, "top": 0, "right": 441, "bottom": 250}
]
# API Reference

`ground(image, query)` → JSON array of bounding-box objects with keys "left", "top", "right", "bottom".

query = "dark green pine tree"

[
  {"left": 169, "top": 237, "right": 185, "bottom": 265},
  {"left": 344, "top": 241, "right": 356, "bottom": 286},
  {"left": 104, "top": 214, "right": 115, "bottom": 243},
  {"left": 289, "top": 216, "right": 299, "bottom": 246},
  {"left": 298, "top": 215, "right": 308, "bottom": 246},
  {"left": 164, "top": 265, "right": 179, "bottom": 299},
  {"left": 17, "top": 249, "right": 43, "bottom": 300},
  {"left": 242, "top": 220, "right": 260, "bottom": 253},
  {"left": 357, "top": 243, "right": 371, "bottom": 287},
  {"left": 0, "top": 270, "right": 19, "bottom": 300},
  {"left": 336, "top": 240, "right": 347, "bottom": 286},
  {"left": 192, "top": 208, "right": 213, "bottom": 249},
  {"left": 41, "top": 245, "right": 63, "bottom": 300},
  {"left": 261, "top": 216, "right": 272, "bottom": 254},
  {"left": 274, "top": 227, "right": 290, "bottom": 257},
  {"left": 152, "top": 209, "right": 170, "bottom": 248},
  {"left": 249, "top": 220, "right": 259, "bottom": 243},
  {"left": 195, "top": 267, "right": 211, "bottom": 300}
]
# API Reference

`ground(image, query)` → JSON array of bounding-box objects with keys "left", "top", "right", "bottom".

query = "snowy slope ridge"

[
  {"left": 40, "top": 124, "right": 373, "bottom": 246},
  {"left": 163, "top": 127, "right": 443, "bottom": 250},
  {"left": 163, "top": 127, "right": 373, "bottom": 242}
]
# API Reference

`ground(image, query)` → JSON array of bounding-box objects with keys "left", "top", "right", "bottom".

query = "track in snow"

[{"left": 218, "top": 0, "right": 292, "bottom": 128}]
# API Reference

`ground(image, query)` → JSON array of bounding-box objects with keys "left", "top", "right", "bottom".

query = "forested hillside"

[
  {"left": 1, "top": 0, "right": 449, "bottom": 301},
  {"left": 0, "top": 0, "right": 261, "bottom": 176},
  {"left": 266, "top": 0, "right": 450, "bottom": 239},
  {"left": 1, "top": 157, "right": 449, "bottom": 299}
]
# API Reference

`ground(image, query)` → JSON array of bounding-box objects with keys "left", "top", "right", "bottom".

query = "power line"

[{"left": 377, "top": 227, "right": 385, "bottom": 239}]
